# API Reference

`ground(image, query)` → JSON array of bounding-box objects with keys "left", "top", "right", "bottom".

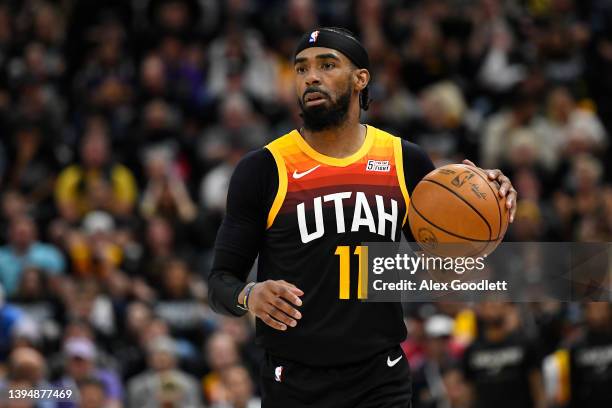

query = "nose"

[{"left": 304, "top": 70, "right": 321, "bottom": 86}]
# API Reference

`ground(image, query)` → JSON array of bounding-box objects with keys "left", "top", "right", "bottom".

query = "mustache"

[{"left": 302, "top": 87, "right": 330, "bottom": 101}]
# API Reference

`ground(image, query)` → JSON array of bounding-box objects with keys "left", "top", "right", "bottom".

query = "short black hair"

[{"left": 318, "top": 27, "right": 371, "bottom": 111}]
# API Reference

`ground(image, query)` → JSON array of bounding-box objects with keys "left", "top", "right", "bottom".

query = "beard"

[
  {"left": 298, "top": 84, "right": 352, "bottom": 132},
  {"left": 481, "top": 316, "right": 505, "bottom": 330}
]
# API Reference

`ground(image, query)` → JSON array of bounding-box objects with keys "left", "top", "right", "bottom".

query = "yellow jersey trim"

[
  {"left": 393, "top": 136, "right": 410, "bottom": 226},
  {"left": 265, "top": 142, "right": 288, "bottom": 229},
  {"left": 291, "top": 124, "right": 375, "bottom": 167},
  {"left": 556, "top": 349, "right": 570, "bottom": 404}
]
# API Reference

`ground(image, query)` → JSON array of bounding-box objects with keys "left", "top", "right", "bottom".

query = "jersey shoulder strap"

[
  {"left": 370, "top": 126, "right": 411, "bottom": 225},
  {"left": 263, "top": 132, "right": 293, "bottom": 229}
]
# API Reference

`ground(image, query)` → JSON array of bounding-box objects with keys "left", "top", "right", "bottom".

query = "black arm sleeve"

[
  {"left": 207, "top": 148, "right": 278, "bottom": 316},
  {"left": 400, "top": 139, "right": 436, "bottom": 241}
]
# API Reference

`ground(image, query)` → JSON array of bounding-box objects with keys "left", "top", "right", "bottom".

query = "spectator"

[
  {"left": 440, "top": 367, "right": 472, "bottom": 408},
  {"left": 112, "top": 301, "right": 153, "bottom": 381},
  {"left": 212, "top": 364, "right": 262, "bottom": 408},
  {"left": 4, "top": 122, "right": 59, "bottom": 213},
  {"left": 207, "top": 27, "right": 279, "bottom": 105},
  {"left": 200, "top": 136, "right": 249, "bottom": 214},
  {"left": 127, "top": 335, "right": 202, "bottom": 408},
  {"left": 139, "top": 145, "right": 197, "bottom": 223},
  {"left": 0, "top": 215, "right": 65, "bottom": 298},
  {"left": 2, "top": 347, "right": 51, "bottom": 391},
  {"left": 203, "top": 333, "right": 242, "bottom": 405},
  {"left": 544, "top": 302, "right": 612, "bottom": 408},
  {"left": 460, "top": 301, "right": 546, "bottom": 408},
  {"left": 62, "top": 279, "right": 116, "bottom": 338},
  {"left": 401, "top": 19, "right": 451, "bottom": 94},
  {"left": 0, "top": 190, "right": 29, "bottom": 244},
  {"left": 56, "top": 337, "right": 123, "bottom": 408},
  {"left": 481, "top": 90, "right": 558, "bottom": 171},
  {"left": 137, "top": 216, "right": 193, "bottom": 287},
  {"left": 405, "top": 81, "right": 477, "bottom": 165},
  {"left": 78, "top": 377, "right": 111, "bottom": 408},
  {"left": 12, "top": 266, "right": 64, "bottom": 346},
  {"left": 413, "top": 314, "right": 458, "bottom": 408},
  {"left": 154, "top": 258, "right": 208, "bottom": 346},
  {"left": 0, "top": 346, "right": 54, "bottom": 408},
  {"left": 54, "top": 128, "right": 138, "bottom": 222},
  {"left": 198, "top": 92, "right": 270, "bottom": 170},
  {"left": 0, "top": 286, "right": 24, "bottom": 362},
  {"left": 65, "top": 211, "right": 122, "bottom": 279}
]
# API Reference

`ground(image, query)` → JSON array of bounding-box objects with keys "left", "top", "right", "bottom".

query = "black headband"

[{"left": 294, "top": 29, "right": 370, "bottom": 70}]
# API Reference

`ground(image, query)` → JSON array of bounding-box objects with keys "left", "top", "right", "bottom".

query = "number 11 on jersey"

[{"left": 335, "top": 246, "right": 369, "bottom": 299}]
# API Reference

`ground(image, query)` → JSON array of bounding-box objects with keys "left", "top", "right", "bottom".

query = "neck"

[
  {"left": 300, "top": 113, "right": 366, "bottom": 158},
  {"left": 12, "top": 243, "right": 30, "bottom": 254},
  {"left": 484, "top": 326, "right": 507, "bottom": 342}
]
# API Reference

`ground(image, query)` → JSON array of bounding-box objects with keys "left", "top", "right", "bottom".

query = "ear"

[{"left": 353, "top": 69, "right": 370, "bottom": 92}]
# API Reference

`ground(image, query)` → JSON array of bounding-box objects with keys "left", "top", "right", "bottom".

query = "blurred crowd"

[{"left": 0, "top": 0, "right": 610, "bottom": 407}]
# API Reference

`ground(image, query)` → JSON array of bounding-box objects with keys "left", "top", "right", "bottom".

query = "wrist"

[{"left": 237, "top": 282, "right": 257, "bottom": 311}]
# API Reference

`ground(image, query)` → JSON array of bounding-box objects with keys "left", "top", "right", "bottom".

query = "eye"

[
  {"left": 296, "top": 66, "right": 306, "bottom": 74},
  {"left": 322, "top": 62, "right": 335, "bottom": 70}
]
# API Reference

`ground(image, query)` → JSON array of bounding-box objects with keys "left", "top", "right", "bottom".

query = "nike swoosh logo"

[
  {"left": 293, "top": 165, "right": 321, "bottom": 179},
  {"left": 387, "top": 355, "right": 402, "bottom": 367}
]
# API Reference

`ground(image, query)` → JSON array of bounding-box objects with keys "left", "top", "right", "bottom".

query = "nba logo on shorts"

[
  {"left": 309, "top": 30, "right": 319, "bottom": 43},
  {"left": 274, "top": 366, "right": 283, "bottom": 382}
]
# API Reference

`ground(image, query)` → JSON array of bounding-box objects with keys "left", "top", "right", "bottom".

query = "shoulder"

[
  {"left": 30, "top": 242, "right": 57, "bottom": 255},
  {"left": 30, "top": 242, "right": 63, "bottom": 262},
  {"left": 234, "top": 148, "right": 276, "bottom": 176},
  {"left": 262, "top": 131, "right": 298, "bottom": 168},
  {"left": 399, "top": 139, "right": 431, "bottom": 163},
  {"left": 111, "top": 163, "right": 136, "bottom": 179},
  {"left": 228, "top": 148, "right": 278, "bottom": 208},
  {"left": 57, "top": 165, "right": 82, "bottom": 181}
]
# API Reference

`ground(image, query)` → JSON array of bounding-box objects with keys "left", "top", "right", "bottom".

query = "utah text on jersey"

[{"left": 264, "top": 125, "right": 410, "bottom": 244}]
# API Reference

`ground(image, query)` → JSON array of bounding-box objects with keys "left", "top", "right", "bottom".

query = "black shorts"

[{"left": 260, "top": 345, "right": 412, "bottom": 408}]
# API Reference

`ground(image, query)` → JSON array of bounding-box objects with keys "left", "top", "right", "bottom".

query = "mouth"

[{"left": 303, "top": 91, "right": 328, "bottom": 107}]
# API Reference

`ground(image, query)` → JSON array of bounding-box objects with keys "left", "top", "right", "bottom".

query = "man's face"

[
  {"left": 81, "top": 133, "right": 109, "bottom": 168},
  {"left": 67, "top": 356, "right": 93, "bottom": 380},
  {"left": 10, "top": 218, "right": 35, "bottom": 248},
  {"left": 294, "top": 47, "right": 355, "bottom": 131},
  {"left": 477, "top": 301, "right": 507, "bottom": 328}
]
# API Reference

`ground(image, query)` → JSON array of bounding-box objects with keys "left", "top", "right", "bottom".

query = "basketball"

[{"left": 408, "top": 164, "right": 509, "bottom": 258}]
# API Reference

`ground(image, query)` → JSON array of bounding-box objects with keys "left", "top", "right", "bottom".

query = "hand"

[
  {"left": 462, "top": 159, "right": 518, "bottom": 223},
  {"left": 245, "top": 280, "right": 303, "bottom": 331}
]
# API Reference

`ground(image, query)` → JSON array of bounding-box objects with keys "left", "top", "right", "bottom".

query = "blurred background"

[{"left": 0, "top": 0, "right": 610, "bottom": 407}]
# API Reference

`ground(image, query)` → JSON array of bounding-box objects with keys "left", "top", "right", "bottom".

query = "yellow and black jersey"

[
  {"left": 544, "top": 332, "right": 612, "bottom": 408},
  {"left": 208, "top": 125, "right": 435, "bottom": 366}
]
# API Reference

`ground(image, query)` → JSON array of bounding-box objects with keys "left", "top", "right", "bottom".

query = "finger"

[
  {"left": 277, "top": 280, "right": 305, "bottom": 297},
  {"left": 278, "top": 286, "right": 303, "bottom": 307},
  {"left": 487, "top": 168, "right": 502, "bottom": 180},
  {"left": 273, "top": 284, "right": 303, "bottom": 306},
  {"left": 260, "top": 313, "right": 287, "bottom": 331},
  {"left": 507, "top": 189, "right": 517, "bottom": 223},
  {"left": 462, "top": 159, "right": 476, "bottom": 167},
  {"left": 272, "top": 295, "right": 302, "bottom": 320},
  {"left": 498, "top": 176, "right": 511, "bottom": 197},
  {"left": 267, "top": 304, "right": 298, "bottom": 327}
]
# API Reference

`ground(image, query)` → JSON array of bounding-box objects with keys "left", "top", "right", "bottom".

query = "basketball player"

[{"left": 208, "top": 27, "right": 517, "bottom": 408}]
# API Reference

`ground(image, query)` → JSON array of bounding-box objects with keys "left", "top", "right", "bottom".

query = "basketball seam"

[
  {"left": 467, "top": 166, "right": 502, "bottom": 238},
  {"left": 409, "top": 200, "right": 497, "bottom": 243},
  {"left": 421, "top": 178, "right": 492, "bottom": 241}
]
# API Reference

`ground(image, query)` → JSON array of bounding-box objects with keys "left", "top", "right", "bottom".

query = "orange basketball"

[{"left": 408, "top": 164, "right": 509, "bottom": 258}]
